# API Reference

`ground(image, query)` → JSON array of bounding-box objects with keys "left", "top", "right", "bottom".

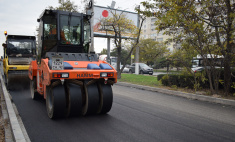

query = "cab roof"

[
  {"left": 37, "top": 9, "right": 84, "bottom": 22},
  {"left": 7, "top": 35, "right": 36, "bottom": 40}
]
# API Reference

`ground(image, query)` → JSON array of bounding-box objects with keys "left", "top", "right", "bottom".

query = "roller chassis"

[
  {"left": 29, "top": 52, "right": 117, "bottom": 119},
  {"left": 3, "top": 58, "right": 30, "bottom": 89}
]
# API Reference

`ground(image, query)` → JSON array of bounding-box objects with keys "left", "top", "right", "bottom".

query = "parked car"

[
  {"left": 113, "top": 65, "right": 130, "bottom": 73},
  {"left": 121, "top": 65, "right": 130, "bottom": 73},
  {"left": 129, "top": 63, "right": 153, "bottom": 75},
  {"left": 191, "top": 67, "right": 204, "bottom": 73}
]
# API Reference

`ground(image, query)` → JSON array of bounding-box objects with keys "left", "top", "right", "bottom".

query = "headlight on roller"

[
  {"left": 100, "top": 72, "right": 113, "bottom": 77},
  {"left": 62, "top": 73, "right": 69, "bottom": 78},
  {"left": 101, "top": 73, "right": 107, "bottom": 77}
]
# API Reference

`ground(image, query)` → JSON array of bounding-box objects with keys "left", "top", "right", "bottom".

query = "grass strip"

[
  {"left": 118, "top": 74, "right": 159, "bottom": 87},
  {"left": 153, "top": 69, "right": 181, "bottom": 73}
]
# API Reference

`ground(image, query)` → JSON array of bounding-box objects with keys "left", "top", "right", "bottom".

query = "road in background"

[{"left": 153, "top": 72, "right": 166, "bottom": 76}]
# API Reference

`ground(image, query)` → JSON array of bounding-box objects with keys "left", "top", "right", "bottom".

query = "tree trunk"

[
  {"left": 206, "top": 69, "right": 214, "bottom": 95},
  {"left": 193, "top": 73, "right": 198, "bottom": 93},
  {"left": 223, "top": 0, "right": 233, "bottom": 96},
  {"left": 223, "top": 55, "right": 231, "bottom": 96},
  {"left": 213, "top": 68, "right": 220, "bottom": 94}
]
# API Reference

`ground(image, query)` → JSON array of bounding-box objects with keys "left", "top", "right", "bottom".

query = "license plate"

[{"left": 52, "top": 56, "right": 64, "bottom": 70}]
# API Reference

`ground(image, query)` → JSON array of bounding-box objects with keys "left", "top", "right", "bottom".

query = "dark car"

[{"left": 129, "top": 63, "right": 153, "bottom": 75}]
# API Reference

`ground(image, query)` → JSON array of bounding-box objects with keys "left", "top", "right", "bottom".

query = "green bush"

[
  {"left": 159, "top": 74, "right": 200, "bottom": 89},
  {"left": 157, "top": 74, "right": 165, "bottom": 80},
  {"left": 178, "top": 75, "right": 194, "bottom": 88},
  {"left": 158, "top": 70, "right": 235, "bottom": 92},
  {"left": 160, "top": 75, "right": 169, "bottom": 86}
]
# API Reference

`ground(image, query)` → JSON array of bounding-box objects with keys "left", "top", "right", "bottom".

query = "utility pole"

[
  {"left": 135, "top": 5, "right": 140, "bottom": 75},
  {"left": 106, "top": 1, "right": 116, "bottom": 64},
  {"left": 135, "top": 45, "right": 139, "bottom": 74},
  {"left": 90, "top": 0, "right": 94, "bottom": 52},
  {"left": 107, "top": 37, "right": 111, "bottom": 64}
]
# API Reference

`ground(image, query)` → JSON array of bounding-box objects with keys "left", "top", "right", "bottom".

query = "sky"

[{"left": 0, "top": 0, "right": 144, "bottom": 56}]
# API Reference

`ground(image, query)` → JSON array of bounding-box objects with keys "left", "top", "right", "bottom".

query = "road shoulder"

[
  {"left": 116, "top": 82, "right": 235, "bottom": 107},
  {"left": 0, "top": 73, "right": 30, "bottom": 142}
]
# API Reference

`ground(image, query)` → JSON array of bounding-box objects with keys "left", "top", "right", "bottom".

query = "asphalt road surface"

[{"left": 7, "top": 84, "right": 235, "bottom": 142}]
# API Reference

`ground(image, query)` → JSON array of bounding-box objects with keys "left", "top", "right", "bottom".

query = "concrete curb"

[
  {"left": 1, "top": 89, "right": 13, "bottom": 142},
  {"left": 116, "top": 82, "right": 235, "bottom": 107},
  {"left": 0, "top": 73, "right": 29, "bottom": 142}
]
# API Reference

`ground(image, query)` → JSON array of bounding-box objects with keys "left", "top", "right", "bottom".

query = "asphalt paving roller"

[
  {"left": 2, "top": 34, "right": 36, "bottom": 90},
  {"left": 28, "top": 9, "right": 117, "bottom": 119}
]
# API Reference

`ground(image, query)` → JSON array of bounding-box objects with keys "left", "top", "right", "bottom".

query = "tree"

[
  {"left": 48, "top": 0, "right": 78, "bottom": 12},
  {"left": 154, "top": 57, "right": 167, "bottom": 69},
  {"left": 137, "top": 38, "right": 168, "bottom": 65},
  {"left": 100, "top": 48, "right": 107, "bottom": 55},
  {"left": 100, "top": 9, "right": 145, "bottom": 78},
  {"left": 170, "top": 46, "right": 206, "bottom": 92},
  {"left": 139, "top": 0, "right": 235, "bottom": 96},
  {"left": 110, "top": 48, "right": 131, "bottom": 65}
]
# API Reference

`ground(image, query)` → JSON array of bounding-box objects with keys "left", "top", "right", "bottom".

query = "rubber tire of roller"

[
  {"left": 4, "top": 75, "right": 9, "bottom": 89},
  {"left": 46, "top": 84, "right": 66, "bottom": 119},
  {"left": 83, "top": 82, "right": 100, "bottom": 115},
  {"left": 30, "top": 78, "right": 40, "bottom": 100},
  {"left": 99, "top": 83, "right": 113, "bottom": 114},
  {"left": 67, "top": 83, "right": 83, "bottom": 117}
]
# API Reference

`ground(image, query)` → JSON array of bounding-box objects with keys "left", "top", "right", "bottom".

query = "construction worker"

[{"left": 49, "top": 25, "right": 66, "bottom": 41}]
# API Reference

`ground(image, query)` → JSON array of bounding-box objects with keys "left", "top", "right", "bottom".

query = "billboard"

[{"left": 93, "top": 5, "right": 139, "bottom": 38}]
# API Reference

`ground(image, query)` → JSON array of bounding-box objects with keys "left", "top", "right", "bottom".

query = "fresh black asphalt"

[{"left": 8, "top": 85, "right": 235, "bottom": 142}]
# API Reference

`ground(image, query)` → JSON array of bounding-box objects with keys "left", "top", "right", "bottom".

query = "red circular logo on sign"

[{"left": 102, "top": 10, "right": 109, "bottom": 17}]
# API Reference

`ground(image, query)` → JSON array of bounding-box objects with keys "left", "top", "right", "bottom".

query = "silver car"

[{"left": 129, "top": 63, "right": 153, "bottom": 75}]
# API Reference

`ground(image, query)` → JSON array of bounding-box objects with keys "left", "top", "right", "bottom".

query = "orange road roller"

[{"left": 29, "top": 9, "right": 117, "bottom": 119}]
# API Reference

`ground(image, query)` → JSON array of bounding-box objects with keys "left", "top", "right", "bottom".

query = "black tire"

[
  {"left": 140, "top": 70, "right": 144, "bottom": 74},
  {"left": 4, "top": 75, "right": 7, "bottom": 85},
  {"left": 46, "top": 83, "right": 66, "bottom": 119},
  {"left": 83, "top": 81, "right": 100, "bottom": 115},
  {"left": 149, "top": 73, "right": 153, "bottom": 75},
  {"left": 129, "top": 69, "right": 133, "bottom": 74},
  {"left": 30, "top": 78, "right": 40, "bottom": 100},
  {"left": 66, "top": 82, "right": 83, "bottom": 117},
  {"left": 4, "top": 75, "right": 9, "bottom": 89},
  {"left": 97, "top": 83, "right": 113, "bottom": 114}
]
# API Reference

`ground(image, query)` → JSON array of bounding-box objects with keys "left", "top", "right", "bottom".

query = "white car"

[
  {"left": 191, "top": 67, "right": 204, "bottom": 73},
  {"left": 122, "top": 66, "right": 130, "bottom": 73},
  {"left": 113, "top": 65, "right": 129, "bottom": 73}
]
